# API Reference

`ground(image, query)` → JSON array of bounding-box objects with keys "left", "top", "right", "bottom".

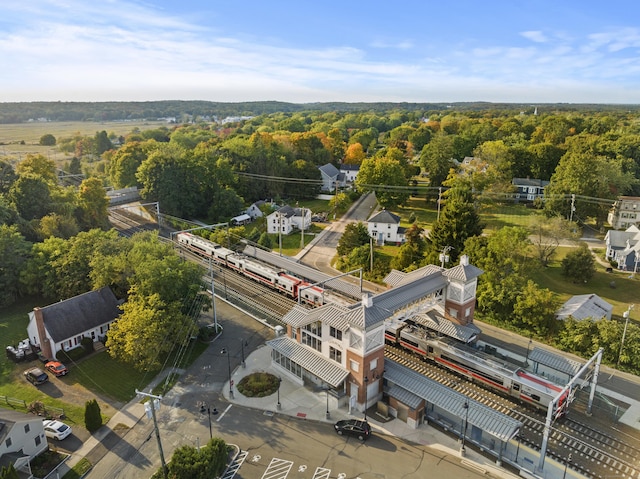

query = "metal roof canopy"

[
  {"left": 412, "top": 312, "right": 481, "bottom": 343},
  {"left": 242, "top": 245, "right": 363, "bottom": 299},
  {"left": 528, "top": 347, "right": 584, "bottom": 376},
  {"left": 268, "top": 336, "right": 350, "bottom": 388},
  {"left": 384, "top": 359, "right": 521, "bottom": 443}
]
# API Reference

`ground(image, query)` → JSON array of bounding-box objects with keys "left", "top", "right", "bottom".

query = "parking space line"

[
  {"left": 261, "top": 457, "right": 293, "bottom": 479},
  {"left": 221, "top": 449, "right": 247, "bottom": 479},
  {"left": 312, "top": 466, "right": 331, "bottom": 479}
]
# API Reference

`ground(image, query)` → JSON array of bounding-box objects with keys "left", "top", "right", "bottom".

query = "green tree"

[
  {"left": 39, "top": 133, "right": 56, "bottom": 146},
  {"left": 529, "top": 215, "right": 579, "bottom": 267},
  {"left": 208, "top": 187, "right": 244, "bottom": 223},
  {"left": 0, "top": 225, "right": 31, "bottom": 307},
  {"left": 0, "top": 160, "right": 17, "bottom": 193},
  {"left": 464, "top": 227, "right": 532, "bottom": 322},
  {"left": 37, "top": 213, "right": 79, "bottom": 240},
  {"left": 336, "top": 222, "right": 370, "bottom": 257},
  {"left": 77, "top": 177, "right": 109, "bottom": 230},
  {"left": 419, "top": 133, "right": 456, "bottom": 188},
  {"left": 544, "top": 152, "right": 635, "bottom": 227},
  {"left": 158, "top": 437, "right": 228, "bottom": 479},
  {"left": 257, "top": 232, "right": 273, "bottom": 249},
  {"left": 136, "top": 143, "right": 205, "bottom": 217},
  {"left": 426, "top": 187, "right": 484, "bottom": 264},
  {"left": 355, "top": 157, "right": 409, "bottom": 209},
  {"left": 107, "top": 292, "right": 193, "bottom": 371},
  {"left": 84, "top": 399, "right": 102, "bottom": 433},
  {"left": 108, "top": 141, "right": 149, "bottom": 188},
  {"left": 94, "top": 130, "right": 113, "bottom": 155},
  {"left": 513, "top": 281, "right": 558, "bottom": 337},
  {"left": 16, "top": 154, "right": 57, "bottom": 184},
  {"left": 8, "top": 174, "right": 53, "bottom": 220},
  {"left": 561, "top": 242, "right": 596, "bottom": 283}
]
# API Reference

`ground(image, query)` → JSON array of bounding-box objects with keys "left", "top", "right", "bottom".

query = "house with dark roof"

[
  {"left": 512, "top": 177, "right": 549, "bottom": 202},
  {"left": 26, "top": 287, "right": 122, "bottom": 360},
  {"left": 318, "top": 163, "right": 342, "bottom": 192},
  {"left": 604, "top": 225, "right": 640, "bottom": 272},
  {"left": 367, "top": 209, "right": 406, "bottom": 244},
  {"left": 0, "top": 409, "right": 48, "bottom": 477},
  {"left": 339, "top": 164, "right": 360, "bottom": 186}
]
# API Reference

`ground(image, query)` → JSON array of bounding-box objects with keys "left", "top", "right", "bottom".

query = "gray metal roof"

[
  {"left": 387, "top": 384, "right": 423, "bottom": 409},
  {"left": 383, "top": 265, "right": 443, "bottom": 287},
  {"left": 241, "top": 245, "right": 363, "bottom": 299},
  {"left": 443, "top": 261, "right": 484, "bottom": 282},
  {"left": 384, "top": 359, "right": 521, "bottom": 442},
  {"left": 412, "top": 311, "right": 481, "bottom": 343},
  {"left": 370, "top": 273, "right": 447, "bottom": 314},
  {"left": 368, "top": 209, "right": 400, "bottom": 224},
  {"left": 528, "top": 347, "right": 584, "bottom": 376},
  {"left": 37, "top": 287, "right": 121, "bottom": 343},
  {"left": 268, "top": 336, "right": 350, "bottom": 388},
  {"left": 282, "top": 303, "right": 351, "bottom": 330}
]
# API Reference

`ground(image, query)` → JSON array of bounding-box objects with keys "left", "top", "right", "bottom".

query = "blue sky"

[{"left": 1, "top": 0, "right": 640, "bottom": 103}]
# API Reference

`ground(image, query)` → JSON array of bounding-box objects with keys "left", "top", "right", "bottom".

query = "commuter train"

[
  {"left": 176, "top": 232, "right": 324, "bottom": 305},
  {"left": 385, "top": 318, "right": 568, "bottom": 415}
]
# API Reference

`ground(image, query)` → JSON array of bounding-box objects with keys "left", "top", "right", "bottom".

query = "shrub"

[
  {"left": 237, "top": 372, "right": 280, "bottom": 397},
  {"left": 81, "top": 336, "right": 94, "bottom": 352},
  {"left": 57, "top": 346, "right": 88, "bottom": 362},
  {"left": 84, "top": 399, "right": 102, "bottom": 433}
]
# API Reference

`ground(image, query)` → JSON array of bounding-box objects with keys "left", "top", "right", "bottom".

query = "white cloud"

[{"left": 520, "top": 31, "right": 548, "bottom": 43}]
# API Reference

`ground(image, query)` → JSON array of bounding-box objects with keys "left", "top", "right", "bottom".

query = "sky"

[{"left": 2, "top": 0, "right": 640, "bottom": 104}]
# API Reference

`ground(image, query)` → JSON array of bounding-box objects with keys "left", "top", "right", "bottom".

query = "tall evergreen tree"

[{"left": 425, "top": 187, "right": 483, "bottom": 265}]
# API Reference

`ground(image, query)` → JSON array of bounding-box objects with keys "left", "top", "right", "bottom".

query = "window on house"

[
  {"left": 24, "top": 424, "right": 30, "bottom": 433},
  {"left": 330, "top": 347, "right": 342, "bottom": 363},
  {"left": 330, "top": 326, "right": 342, "bottom": 340},
  {"left": 35, "top": 435, "right": 41, "bottom": 446},
  {"left": 370, "top": 358, "right": 378, "bottom": 371},
  {"left": 5, "top": 438, "right": 12, "bottom": 448},
  {"left": 301, "top": 332, "right": 321, "bottom": 351},
  {"left": 350, "top": 359, "right": 359, "bottom": 372}
]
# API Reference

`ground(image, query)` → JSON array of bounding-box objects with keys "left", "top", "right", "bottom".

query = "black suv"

[
  {"left": 334, "top": 419, "right": 371, "bottom": 441},
  {"left": 24, "top": 367, "right": 49, "bottom": 386}
]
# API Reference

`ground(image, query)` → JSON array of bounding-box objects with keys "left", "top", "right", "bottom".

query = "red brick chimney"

[{"left": 33, "top": 307, "right": 53, "bottom": 360}]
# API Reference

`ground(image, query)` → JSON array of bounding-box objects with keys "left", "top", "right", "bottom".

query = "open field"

[{"left": 0, "top": 120, "right": 171, "bottom": 163}]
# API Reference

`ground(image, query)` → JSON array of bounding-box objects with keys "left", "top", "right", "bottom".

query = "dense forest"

[{"left": 2, "top": 100, "right": 640, "bottom": 124}]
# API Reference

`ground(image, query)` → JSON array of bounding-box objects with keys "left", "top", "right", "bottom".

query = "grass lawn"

[
  {"left": 528, "top": 247, "right": 638, "bottom": 317},
  {"left": 0, "top": 120, "right": 170, "bottom": 164},
  {"left": 268, "top": 223, "right": 325, "bottom": 256}
]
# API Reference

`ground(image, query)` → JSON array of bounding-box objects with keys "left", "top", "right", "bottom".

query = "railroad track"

[{"left": 385, "top": 345, "right": 640, "bottom": 479}]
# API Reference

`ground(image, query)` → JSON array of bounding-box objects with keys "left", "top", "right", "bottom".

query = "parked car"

[
  {"left": 42, "top": 419, "right": 72, "bottom": 440},
  {"left": 24, "top": 367, "right": 49, "bottom": 386},
  {"left": 334, "top": 419, "right": 371, "bottom": 441},
  {"left": 45, "top": 361, "right": 68, "bottom": 377}
]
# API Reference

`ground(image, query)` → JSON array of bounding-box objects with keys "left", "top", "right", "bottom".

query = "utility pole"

[
  {"left": 616, "top": 305, "right": 634, "bottom": 371},
  {"left": 278, "top": 210, "right": 282, "bottom": 256},
  {"left": 569, "top": 194, "right": 576, "bottom": 222},
  {"left": 209, "top": 257, "right": 218, "bottom": 333},
  {"left": 300, "top": 206, "right": 305, "bottom": 249},
  {"left": 136, "top": 390, "right": 167, "bottom": 479}
]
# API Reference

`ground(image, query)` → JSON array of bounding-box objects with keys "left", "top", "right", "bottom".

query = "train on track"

[
  {"left": 176, "top": 232, "right": 324, "bottom": 306},
  {"left": 385, "top": 317, "right": 568, "bottom": 415}
]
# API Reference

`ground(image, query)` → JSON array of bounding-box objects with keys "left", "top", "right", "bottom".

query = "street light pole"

[
  {"left": 363, "top": 376, "right": 369, "bottom": 421},
  {"left": 199, "top": 402, "right": 218, "bottom": 440},
  {"left": 616, "top": 305, "right": 634, "bottom": 371},
  {"left": 324, "top": 384, "right": 330, "bottom": 420},
  {"left": 221, "top": 348, "right": 233, "bottom": 398},
  {"left": 240, "top": 339, "right": 247, "bottom": 368},
  {"left": 460, "top": 401, "right": 469, "bottom": 456},
  {"left": 276, "top": 377, "right": 282, "bottom": 410}
]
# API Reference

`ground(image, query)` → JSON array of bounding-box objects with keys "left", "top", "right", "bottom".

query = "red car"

[{"left": 45, "top": 361, "right": 68, "bottom": 377}]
